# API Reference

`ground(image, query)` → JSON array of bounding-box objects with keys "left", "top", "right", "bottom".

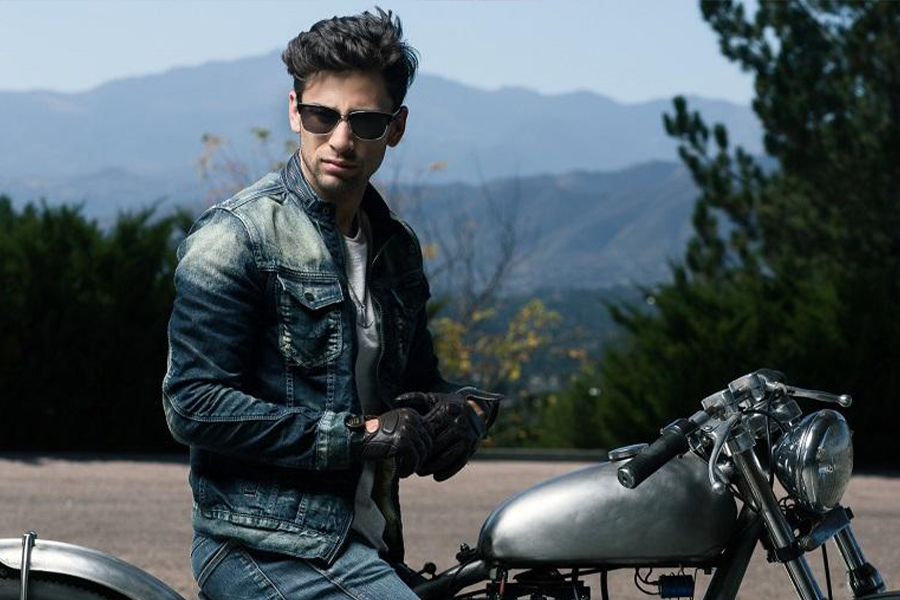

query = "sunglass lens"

[
  {"left": 349, "top": 113, "right": 391, "bottom": 140},
  {"left": 300, "top": 106, "right": 340, "bottom": 134}
]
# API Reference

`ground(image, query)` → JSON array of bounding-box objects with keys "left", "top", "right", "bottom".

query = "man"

[{"left": 162, "top": 8, "right": 501, "bottom": 600}]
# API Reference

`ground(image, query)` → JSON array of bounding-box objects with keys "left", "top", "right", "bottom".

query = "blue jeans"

[{"left": 190, "top": 532, "right": 420, "bottom": 600}]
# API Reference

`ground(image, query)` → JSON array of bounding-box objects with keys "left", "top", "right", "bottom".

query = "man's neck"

[
  {"left": 334, "top": 200, "right": 362, "bottom": 237},
  {"left": 298, "top": 156, "right": 365, "bottom": 236}
]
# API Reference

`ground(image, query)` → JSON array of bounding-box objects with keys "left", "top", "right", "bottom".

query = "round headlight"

[{"left": 773, "top": 409, "right": 853, "bottom": 513}]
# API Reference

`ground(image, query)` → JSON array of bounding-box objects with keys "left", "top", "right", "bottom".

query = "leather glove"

[
  {"left": 348, "top": 408, "right": 432, "bottom": 478},
  {"left": 394, "top": 389, "right": 503, "bottom": 481}
]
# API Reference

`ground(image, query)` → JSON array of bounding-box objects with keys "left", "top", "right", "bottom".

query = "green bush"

[{"left": 0, "top": 196, "right": 191, "bottom": 452}]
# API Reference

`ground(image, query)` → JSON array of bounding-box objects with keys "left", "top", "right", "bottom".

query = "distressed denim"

[
  {"left": 190, "top": 532, "right": 420, "bottom": 600},
  {"left": 163, "top": 154, "right": 454, "bottom": 564}
]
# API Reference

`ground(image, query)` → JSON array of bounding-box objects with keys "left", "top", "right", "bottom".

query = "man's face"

[{"left": 289, "top": 70, "right": 407, "bottom": 205}]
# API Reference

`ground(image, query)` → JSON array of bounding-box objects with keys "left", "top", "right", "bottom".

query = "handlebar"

[{"left": 617, "top": 417, "right": 697, "bottom": 489}]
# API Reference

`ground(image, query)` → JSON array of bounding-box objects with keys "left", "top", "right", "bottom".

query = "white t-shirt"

[{"left": 345, "top": 211, "right": 387, "bottom": 552}]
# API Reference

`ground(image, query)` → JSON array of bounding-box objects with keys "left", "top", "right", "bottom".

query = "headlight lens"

[{"left": 773, "top": 409, "right": 853, "bottom": 513}]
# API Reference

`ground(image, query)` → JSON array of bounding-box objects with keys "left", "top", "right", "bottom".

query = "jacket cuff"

[
  {"left": 315, "top": 410, "right": 356, "bottom": 469},
  {"left": 456, "top": 386, "right": 504, "bottom": 429}
]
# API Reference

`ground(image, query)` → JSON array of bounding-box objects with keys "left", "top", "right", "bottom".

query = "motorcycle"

[{"left": 1, "top": 369, "right": 896, "bottom": 599}]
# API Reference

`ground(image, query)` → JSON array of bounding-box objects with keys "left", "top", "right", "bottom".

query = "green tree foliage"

[
  {"left": 577, "top": 1, "right": 900, "bottom": 464},
  {"left": 0, "top": 196, "right": 191, "bottom": 451}
]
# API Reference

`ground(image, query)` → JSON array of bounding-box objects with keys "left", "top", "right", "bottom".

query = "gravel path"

[{"left": 1, "top": 456, "right": 897, "bottom": 599}]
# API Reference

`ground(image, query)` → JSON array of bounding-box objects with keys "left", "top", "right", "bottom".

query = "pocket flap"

[{"left": 278, "top": 276, "right": 344, "bottom": 310}]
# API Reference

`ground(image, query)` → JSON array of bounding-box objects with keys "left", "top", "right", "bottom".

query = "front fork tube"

[
  {"left": 731, "top": 446, "right": 825, "bottom": 600},
  {"left": 834, "top": 527, "right": 886, "bottom": 597}
]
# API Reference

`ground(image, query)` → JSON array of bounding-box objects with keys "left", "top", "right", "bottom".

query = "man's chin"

[{"left": 313, "top": 173, "right": 363, "bottom": 200}]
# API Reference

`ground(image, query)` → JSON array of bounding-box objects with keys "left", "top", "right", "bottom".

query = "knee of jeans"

[{"left": 191, "top": 534, "right": 234, "bottom": 589}]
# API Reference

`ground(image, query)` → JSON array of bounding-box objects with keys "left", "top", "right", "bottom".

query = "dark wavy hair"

[{"left": 282, "top": 7, "right": 419, "bottom": 110}]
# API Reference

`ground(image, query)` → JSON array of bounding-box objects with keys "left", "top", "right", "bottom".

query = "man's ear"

[
  {"left": 288, "top": 90, "right": 302, "bottom": 134},
  {"left": 387, "top": 106, "right": 408, "bottom": 147}
]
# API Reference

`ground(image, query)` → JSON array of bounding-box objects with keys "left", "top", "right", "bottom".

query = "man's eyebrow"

[{"left": 302, "top": 102, "right": 392, "bottom": 114}]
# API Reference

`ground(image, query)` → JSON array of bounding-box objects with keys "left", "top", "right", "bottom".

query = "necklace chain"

[
  {"left": 347, "top": 279, "right": 373, "bottom": 328},
  {"left": 345, "top": 211, "right": 373, "bottom": 329}
]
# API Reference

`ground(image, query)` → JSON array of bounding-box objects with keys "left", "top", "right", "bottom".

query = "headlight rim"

[{"left": 774, "top": 408, "right": 853, "bottom": 514}]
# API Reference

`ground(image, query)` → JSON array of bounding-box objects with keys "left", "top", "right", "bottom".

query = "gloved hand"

[
  {"left": 394, "top": 389, "right": 503, "bottom": 481},
  {"left": 349, "top": 408, "right": 432, "bottom": 478}
]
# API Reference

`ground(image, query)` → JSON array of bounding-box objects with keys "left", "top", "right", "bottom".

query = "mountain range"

[
  {"left": 0, "top": 51, "right": 758, "bottom": 288},
  {"left": 400, "top": 160, "right": 697, "bottom": 292}
]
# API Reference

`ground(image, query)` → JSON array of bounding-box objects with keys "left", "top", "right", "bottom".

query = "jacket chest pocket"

[{"left": 276, "top": 274, "right": 344, "bottom": 369}]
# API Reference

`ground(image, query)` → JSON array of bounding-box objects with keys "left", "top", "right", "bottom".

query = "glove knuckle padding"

[{"left": 391, "top": 388, "right": 504, "bottom": 480}]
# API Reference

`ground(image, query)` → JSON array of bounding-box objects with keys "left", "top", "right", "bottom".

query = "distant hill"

[
  {"left": 401, "top": 161, "right": 697, "bottom": 292},
  {"left": 0, "top": 50, "right": 760, "bottom": 215}
]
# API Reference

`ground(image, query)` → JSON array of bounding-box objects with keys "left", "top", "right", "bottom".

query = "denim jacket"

[{"left": 163, "top": 154, "right": 456, "bottom": 564}]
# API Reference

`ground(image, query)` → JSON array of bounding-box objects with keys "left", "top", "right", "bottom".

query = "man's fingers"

[
  {"left": 417, "top": 440, "right": 465, "bottom": 476},
  {"left": 392, "top": 392, "right": 433, "bottom": 415},
  {"left": 430, "top": 424, "right": 467, "bottom": 455},
  {"left": 433, "top": 452, "right": 469, "bottom": 482}
]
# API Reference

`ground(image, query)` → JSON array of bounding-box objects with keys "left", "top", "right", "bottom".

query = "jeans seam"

[
  {"left": 236, "top": 547, "right": 289, "bottom": 600},
  {"left": 196, "top": 539, "right": 234, "bottom": 589},
  {"left": 305, "top": 560, "right": 371, "bottom": 600}
]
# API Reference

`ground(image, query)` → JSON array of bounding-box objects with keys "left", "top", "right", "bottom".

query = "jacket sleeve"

[{"left": 162, "top": 208, "right": 354, "bottom": 470}]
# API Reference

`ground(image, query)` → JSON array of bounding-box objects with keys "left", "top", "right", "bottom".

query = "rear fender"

[{"left": 0, "top": 537, "right": 186, "bottom": 600}]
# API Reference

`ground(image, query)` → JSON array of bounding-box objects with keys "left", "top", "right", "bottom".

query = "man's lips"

[{"left": 322, "top": 159, "right": 356, "bottom": 172}]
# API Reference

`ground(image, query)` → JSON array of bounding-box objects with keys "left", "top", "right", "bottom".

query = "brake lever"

[
  {"left": 704, "top": 414, "right": 740, "bottom": 494},
  {"left": 767, "top": 381, "right": 852, "bottom": 407}
]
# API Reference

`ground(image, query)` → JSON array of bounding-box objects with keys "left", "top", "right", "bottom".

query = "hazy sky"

[{"left": 0, "top": 0, "right": 755, "bottom": 104}]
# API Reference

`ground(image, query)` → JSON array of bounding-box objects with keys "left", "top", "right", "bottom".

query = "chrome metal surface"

[
  {"left": 19, "top": 531, "right": 36, "bottom": 600},
  {"left": 0, "top": 538, "right": 186, "bottom": 600},
  {"left": 732, "top": 448, "right": 824, "bottom": 600},
  {"left": 478, "top": 455, "right": 737, "bottom": 566},
  {"left": 835, "top": 526, "right": 867, "bottom": 570},
  {"left": 707, "top": 415, "right": 739, "bottom": 493},
  {"left": 774, "top": 410, "right": 853, "bottom": 513},
  {"left": 799, "top": 506, "right": 850, "bottom": 551},
  {"left": 702, "top": 389, "right": 735, "bottom": 415},
  {"left": 728, "top": 372, "right": 769, "bottom": 403},
  {"left": 787, "top": 387, "right": 852, "bottom": 407},
  {"left": 835, "top": 527, "right": 886, "bottom": 596},
  {"left": 608, "top": 443, "right": 648, "bottom": 461}
]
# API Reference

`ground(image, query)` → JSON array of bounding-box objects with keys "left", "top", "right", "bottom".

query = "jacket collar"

[{"left": 281, "top": 152, "right": 399, "bottom": 255}]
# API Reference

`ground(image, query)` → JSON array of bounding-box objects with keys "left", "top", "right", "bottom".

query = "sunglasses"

[{"left": 296, "top": 103, "right": 402, "bottom": 141}]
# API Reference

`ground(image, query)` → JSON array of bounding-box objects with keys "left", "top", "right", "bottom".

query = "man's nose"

[{"left": 328, "top": 119, "right": 355, "bottom": 152}]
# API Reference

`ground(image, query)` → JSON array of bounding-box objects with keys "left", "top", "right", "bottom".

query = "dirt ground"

[{"left": 0, "top": 456, "right": 897, "bottom": 599}]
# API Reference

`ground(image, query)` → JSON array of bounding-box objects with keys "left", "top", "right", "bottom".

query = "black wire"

[
  {"left": 633, "top": 569, "right": 658, "bottom": 596},
  {"left": 743, "top": 409, "right": 788, "bottom": 434},
  {"left": 727, "top": 482, "right": 751, "bottom": 506},
  {"left": 601, "top": 571, "right": 610, "bottom": 600},
  {"left": 823, "top": 544, "right": 834, "bottom": 600},
  {"left": 637, "top": 568, "right": 658, "bottom": 585}
]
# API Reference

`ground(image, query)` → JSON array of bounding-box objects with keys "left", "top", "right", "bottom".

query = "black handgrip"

[{"left": 617, "top": 418, "right": 694, "bottom": 489}]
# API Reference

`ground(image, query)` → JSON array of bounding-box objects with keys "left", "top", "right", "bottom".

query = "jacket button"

[{"left": 304, "top": 292, "right": 315, "bottom": 301}]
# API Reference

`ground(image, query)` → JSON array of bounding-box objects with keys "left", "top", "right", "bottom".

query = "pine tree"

[{"left": 580, "top": 1, "right": 900, "bottom": 464}]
